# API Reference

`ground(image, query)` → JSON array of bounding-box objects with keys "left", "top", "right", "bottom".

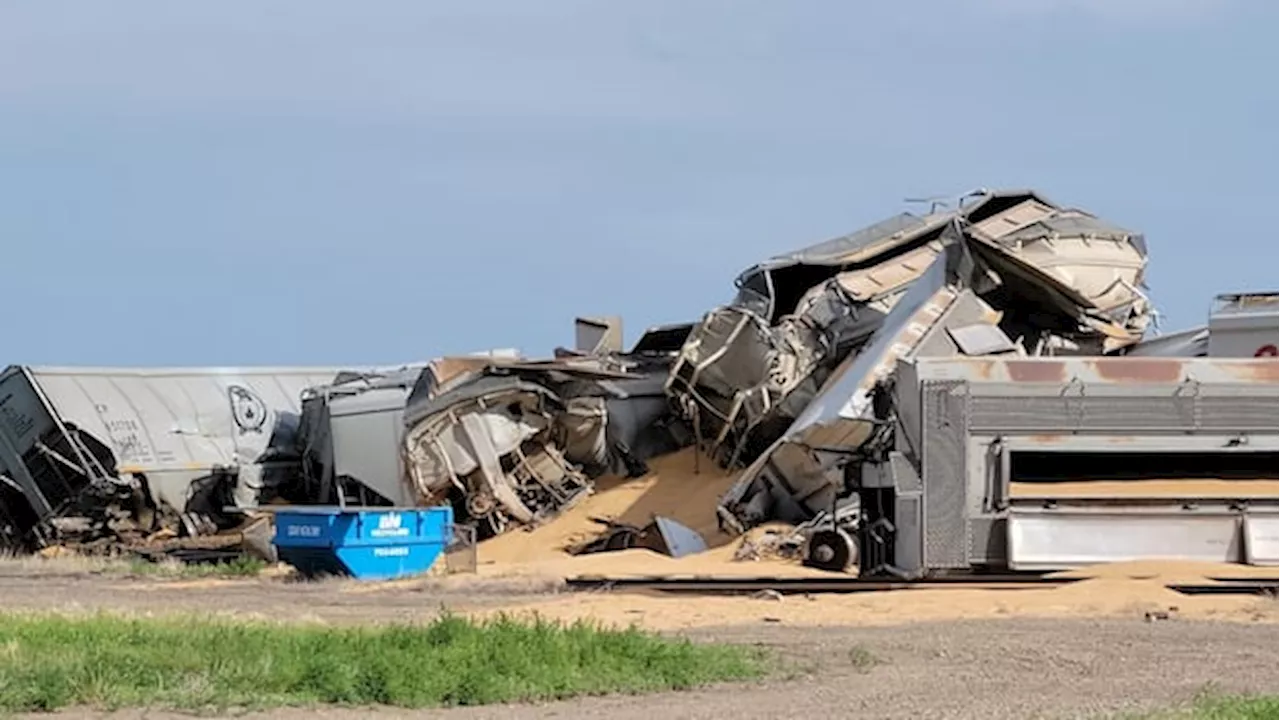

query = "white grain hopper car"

[
  {"left": 850, "top": 291, "right": 1280, "bottom": 577},
  {"left": 856, "top": 354, "right": 1278, "bottom": 577},
  {"left": 0, "top": 365, "right": 348, "bottom": 549}
]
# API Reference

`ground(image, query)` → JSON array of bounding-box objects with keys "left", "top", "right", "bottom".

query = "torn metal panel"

[
  {"left": 401, "top": 347, "right": 689, "bottom": 538},
  {"left": 668, "top": 188, "right": 1152, "bottom": 475},
  {"left": 715, "top": 241, "right": 1018, "bottom": 534},
  {"left": 964, "top": 204, "right": 1151, "bottom": 352},
  {"left": 415, "top": 351, "right": 525, "bottom": 399},
  {"left": 1122, "top": 326, "right": 1210, "bottom": 358},
  {"left": 948, "top": 323, "right": 1019, "bottom": 356},
  {"left": 0, "top": 364, "right": 349, "bottom": 551},
  {"left": 731, "top": 210, "right": 958, "bottom": 323},
  {"left": 296, "top": 364, "right": 429, "bottom": 507},
  {"left": 650, "top": 516, "right": 709, "bottom": 557},
  {"left": 630, "top": 322, "right": 696, "bottom": 355},
  {"left": 574, "top": 316, "right": 624, "bottom": 355},
  {"left": 571, "top": 515, "right": 708, "bottom": 558},
  {"left": 666, "top": 244, "right": 934, "bottom": 469},
  {"left": 403, "top": 373, "right": 585, "bottom": 536}
]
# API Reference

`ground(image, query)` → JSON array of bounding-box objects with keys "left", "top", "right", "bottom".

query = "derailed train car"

[
  {"left": 0, "top": 365, "right": 346, "bottom": 551},
  {"left": 707, "top": 242, "right": 1279, "bottom": 574},
  {"left": 681, "top": 188, "right": 1280, "bottom": 576},
  {"left": 287, "top": 323, "right": 698, "bottom": 541},
  {"left": 881, "top": 355, "right": 1279, "bottom": 575},
  {"left": 666, "top": 189, "right": 1152, "bottom": 473},
  {"left": 399, "top": 326, "right": 695, "bottom": 539}
]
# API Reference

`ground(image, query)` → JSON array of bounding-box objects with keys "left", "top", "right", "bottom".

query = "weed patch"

[
  {"left": 0, "top": 611, "right": 766, "bottom": 712},
  {"left": 1115, "top": 687, "right": 1279, "bottom": 719}
]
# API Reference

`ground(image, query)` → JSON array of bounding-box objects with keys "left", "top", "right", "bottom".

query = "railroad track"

[
  {"left": 565, "top": 574, "right": 1076, "bottom": 595},
  {"left": 565, "top": 574, "right": 1280, "bottom": 597}
]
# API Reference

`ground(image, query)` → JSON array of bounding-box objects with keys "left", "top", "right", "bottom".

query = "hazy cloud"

[{"left": 977, "top": 0, "right": 1231, "bottom": 24}]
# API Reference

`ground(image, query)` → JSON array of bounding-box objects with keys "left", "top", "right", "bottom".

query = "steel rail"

[
  {"left": 564, "top": 574, "right": 1078, "bottom": 595},
  {"left": 566, "top": 574, "right": 1280, "bottom": 596}
]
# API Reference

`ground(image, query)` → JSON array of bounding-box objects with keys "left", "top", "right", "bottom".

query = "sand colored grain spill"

[
  {"left": 477, "top": 448, "right": 743, "bottom": 566},
  {"left": 452, "top": 448, "right": 1280, "bottom": 630},
  {"left": 471, "top": 573, "right": 1278, "bottom": 632},
  {"left": 487, "top": 547, "right": 841, "bottom": 581},
  {"left": 466, "top": 556, "right": 1278, "bottom": 631}
]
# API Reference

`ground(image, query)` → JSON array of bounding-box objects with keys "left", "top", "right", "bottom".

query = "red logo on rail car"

[{"left": 1255, "top": 344, "right": 1279, "bottom": 357}]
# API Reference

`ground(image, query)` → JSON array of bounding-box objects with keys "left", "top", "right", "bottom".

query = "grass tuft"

[
  {"left": 0, "top": 550, "right": 266, "bottom": 579},
  {"left": 1115, "top": 686, "right": 1279, "bottom": 719},
  {"left": 1179, "top": 691, "right": 1278, "bottom": 720},
  {"left": 846, "top": 645, "right": 881, "bottom": 672},
  {"left": 121, "top": 556, "right": 266, "bottom": 579},
  {"left": 0, "top": 611, "right": 766, "bottom": 712}
]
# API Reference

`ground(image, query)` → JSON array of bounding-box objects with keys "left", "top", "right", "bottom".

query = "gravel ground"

[
  {"left": 4, "top": 566, "right": 1276, "bottom": 719},
  {"left": 0, "top": 564, "right": 561, "bottom": 622},
  {"left": 17, "top": 617, "right": 1278, "bottom": 719}
]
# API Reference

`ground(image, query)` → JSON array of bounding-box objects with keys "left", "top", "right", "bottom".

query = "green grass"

[
  {"left": 0, "top": 612, "right": 767, "bottom": 712},
  {"left": 1185, "top": 694, "right": 1280, "bottom": 720},
  {"left": 1117, "top": 688, "right": 1279, "bottom": 719},
  {"left": 0, "top": 550, "right": 267, "bottom": 580},
  {"left": 846, "top": 645, "right": 881, "bottom": 673},
  {"left": 120, "top": 556, "right": 267, "bottom": 579}
]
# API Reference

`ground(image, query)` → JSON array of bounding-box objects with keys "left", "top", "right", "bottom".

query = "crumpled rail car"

[
  {"left": 295, "top": 364, "right": 431, "bottom": 507},
  {"left": 666, "top": 189, "right": 1152, "bottom": 473},
  {"left": 400, "top": 326, "right": 693, "bottom": 539},
  {"left": 0, "top": 364, "right": 349, "bottom": 552},
  {"left": 713, "top": 204, "right": 1156, "bottom": 536}
]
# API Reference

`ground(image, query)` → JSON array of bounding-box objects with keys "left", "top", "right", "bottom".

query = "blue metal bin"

[{"left": 271, "top": 506, "right": 454, "bottom": 581}]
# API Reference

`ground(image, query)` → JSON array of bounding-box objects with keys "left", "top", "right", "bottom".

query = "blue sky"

[{"left": 1, "top": 1, "right": 1275, "bottom": 366}]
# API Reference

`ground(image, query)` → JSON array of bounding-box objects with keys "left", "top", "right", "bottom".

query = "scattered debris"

[
  {"left": 708, "top": 190, "right": 1161, "bottom": 535},
  {"left": 401, "top": 324, "right": 693, "bottom": 539},
  {"left": 750, "top": 589, "right": 784, "bottom": 602},
  {"left": 733, "top": 530, "right": 804, "bottom": 562},
  {"left": 2, "top": 187, "right": 1275, "bottom": 587},
  {"left": 570, "top": 515, "right": 708, "bottom": 559},
  {"left": 667, "top": 189, "right": 1151, "bottom": 475},
  {"left": 295, "top": 364, "right": 430, "bottom": 507}
]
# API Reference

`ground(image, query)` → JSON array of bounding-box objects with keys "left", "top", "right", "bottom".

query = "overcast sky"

[{"left": 2, "top": 1, "right": 1275, "bottom": 366}]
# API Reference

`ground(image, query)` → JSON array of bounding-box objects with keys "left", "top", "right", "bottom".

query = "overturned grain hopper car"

[
  {"left": 0, "top": 365, "right": 347, "bottom": 551},
  {"left": 290, "top": 323, "right": 697, "bottom": 541},
  {"left": 863, "top": 355, "right": 1279, "bottom": 577},
  {"left": 717, "top": 280, "right": 1279, "bottom": 576},
  {"left": 667, "top": 188, "right": 1153, "bottom": 472},
  {"left": 296, "top": 364, "right": 430, "bottom": 508}
]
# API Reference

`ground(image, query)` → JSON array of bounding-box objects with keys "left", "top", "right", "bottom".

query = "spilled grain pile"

[{"left": 478, "top": 448, "right": 739, "bottom": 564}]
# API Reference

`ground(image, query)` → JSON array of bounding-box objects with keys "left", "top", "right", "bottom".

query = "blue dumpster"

[{"left": 272, "top": 506, "right": 454, "bottom": 581}]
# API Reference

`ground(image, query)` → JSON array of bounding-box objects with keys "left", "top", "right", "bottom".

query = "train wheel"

[{"left": 804, "top": 528, "right": 858, "bottom": 572}]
